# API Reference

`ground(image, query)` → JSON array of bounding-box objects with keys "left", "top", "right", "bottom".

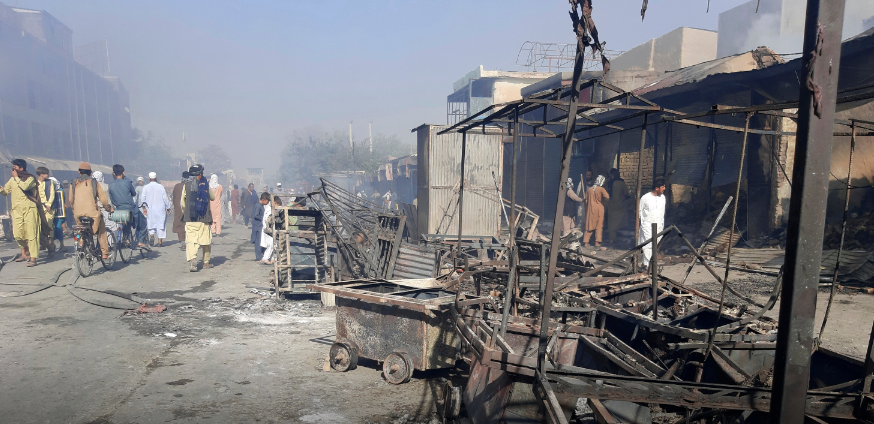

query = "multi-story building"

[{"left": 0, "top": 2, "right": 133, "bottom": 166}]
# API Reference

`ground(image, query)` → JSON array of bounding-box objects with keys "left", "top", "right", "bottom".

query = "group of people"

[
  {"left": 563, "top": 169, "right": 666, "bottom": 268},
  {"left": 0, "top": 158, "right": 234, "bottom": 272}
]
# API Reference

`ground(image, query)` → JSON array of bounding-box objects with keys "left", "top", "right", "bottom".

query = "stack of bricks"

[{"left": 618, "top": 147, "right": 654, "bottom": 196}]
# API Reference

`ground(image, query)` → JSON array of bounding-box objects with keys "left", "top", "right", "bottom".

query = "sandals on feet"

[{"left": 26, "top": 260, "right": 36, "bottom": 267}]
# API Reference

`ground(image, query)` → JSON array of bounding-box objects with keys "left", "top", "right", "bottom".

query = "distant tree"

[
  {"left": 196, "top": 144, "right": 233, "bottom": 174},
  {"left": 130, "top": 128, "right": 179, "bottom": 179},
  {"left": 278, "top": 128, "right": 410, "bottom": 188}
]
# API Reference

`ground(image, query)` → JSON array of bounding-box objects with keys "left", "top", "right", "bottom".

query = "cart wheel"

[
  {"left": 440, "top": 381, "right": 462, "bottom": 419},
  {"left": 383, "top": 352, "right": 414, "bottom": 385},
  {"left": 329, "top": 342, "right": 358, "bottom": 372}
]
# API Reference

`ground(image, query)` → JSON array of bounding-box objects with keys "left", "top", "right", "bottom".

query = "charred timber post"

[
  {"left": 818, "top": 123, "right": 855, "bottom": 342},
  {"left": 455, "top": 131, "right": 467, "bottom": 268},
  {"left": 651, "top": 222, "right": 658, "bottom": 321},
  {"left": 633, "top": 113, "right": 649, "bottom": 273},
  {"left": 770, "top": 1, "right": 845, "bottom": 422},
  {"left": 501, "top": 107, "right": 521, "bottom": 337},
  {"left": 537, "top": 43, "right": 587, "bottom": 375}
]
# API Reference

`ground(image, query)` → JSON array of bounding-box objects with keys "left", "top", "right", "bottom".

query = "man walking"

[
  {"left": 583, "top": 175, "right": 610, "bottom": 247},
  {"left": 71, "top": 162, "right": 113, "bottom": 260},
  {"left": 108, "top": 165, "right": 147, "bottom": 248},
  {"left": 241, "top": 183, "right": 255, "bottom": 227},
  {"left": 638, "top": 178, "right": 667, "bottom": 269},
  {"left": 251, "top": 192, "right": 269, "bottom": 261},
  {"left": 172, "top": 172, "right": 189, "bottom": 249},
  {"left": 181, "top": 165, "right": 216, "bottom": 271},
  {"left": 35, "top": 167, "right": 57, "bottom": 255},
  {"left": 135, "top": 177, "right": 145, "bottom": 205},
  {"left": 230, "top": 184, "right": 240, "bottom": 225},
  {"left": 140, "top": 172, "right": 170, "bottom": 246},
  {"left": 561, "top": 177, "right": 584, "bottom": 237},
  {"left": 1, "top": 159, "right": 43, "bottom": 266}
]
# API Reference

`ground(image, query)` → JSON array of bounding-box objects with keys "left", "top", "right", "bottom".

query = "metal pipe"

[
  {"left": 818, "top": 123, "right": 855, "bottom": 342},
  {"left": 501, "top": 107, "right": 520, "bottom": 337},
  {"left": 651, "top": 222, "right": 658, "bottom": 321},
  {"left": 537, "top": 44, "right": 586, "bottom": 375},
  {"left": 455, "top": 131, "right": 467, "bottom": 267},
  {"left": 771, "top": 1, "right": 846, "bottom": 421},
  {"left": 633, "top": 114, "right": 648, "bottom": 273}
]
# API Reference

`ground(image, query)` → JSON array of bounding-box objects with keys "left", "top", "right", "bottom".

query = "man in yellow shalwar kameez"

[
  {"left": 1, "top": 159, "right": 42, "bottom": 266},
  {"left": 180, "top": 164, "right": 215, "bottom": 272}
]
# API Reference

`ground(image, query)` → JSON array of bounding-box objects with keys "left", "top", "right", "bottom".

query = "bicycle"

[
  {"left": 72, "top": 216, "right": 115, "bottom": 277},
  {"left": 111, "top": 209, "right": 136, "bottom": 263}
]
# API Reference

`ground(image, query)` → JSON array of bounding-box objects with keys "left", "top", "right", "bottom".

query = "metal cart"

[{"left": 308, "top": 279, "right": 461, "bottom": 384}]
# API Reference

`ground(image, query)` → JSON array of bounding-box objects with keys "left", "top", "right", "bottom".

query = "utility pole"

[
  {"left": 369, "top": 121, "right": 373, "bottom": 154},
  {"left": 349, "top": 121, "right": 355, "bottom": 168}
]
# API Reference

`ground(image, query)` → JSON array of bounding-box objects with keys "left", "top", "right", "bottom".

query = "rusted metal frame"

[
  {"left": 550, "top": 372, "right": 858, "bottom": 418},
  {"left": 667, "top": 342, "right": 776, "bottom": 351},
  {"left": 604, "top": 332, "right": 665, "bottom": 375},
  {"left": 651, "top": 223, "right": 659, "bottom": 320},
  {"left": 555, "top": 225, "right": 676, "bottom": 292},
  {"left": 712, "top": 345, "right": 752, "bottom": 380},
  {"left": 461, "top": 307, "right": 604, "bottom": 338},
  {"left": 536, "top": 43, "right": 588, "bottom": 381},
  {"left": 680, "top": 196, "right": 734, "bottom": 285},
  {"left": 590, "top": 302, "right": 707, "bottom": 340},
  {"left": 488, "top": 117, "right": 599, "bottom": 127},
  {"left": 527, "top": 98, "right": 661, "bottom": 112},
  {"left": 705, "top": 112, "right": 751, "bottom": 365},
  {"left": 535, "top": 371, "right": 570, "bottom": 424},
  {"left": 437, "top": 103, "right": 503, "bottom": 135},
  {"left": 588, "top": 399, "right": 620, "bottom": 424},
  {"left": 308, "top": 286, "right": 440, "bottom": 312},
  {"left": 633, "top": 113, "right": 649, "bottom": 273},
  {"left": 574, "top": 109, "right": 649, "bottom": 135},
  {"left": 573, "top": 273, "right": 649, "bottom": 290},
  {"left": 501, "top": 107, "right": 521, "bottom": 337},
  {"left": 665, "top": 117, "right": 791, "bottom": 136},
  {"left": 547, "top": 103, "right": 625, "bottom": 131},
  {"left": 772, "top": 2, "right": 846, "bottom": 421},
  {"left": 577, "top": 334, "right": 654, "bottom": 377},
  {"left": 453, "top": 131, "right": 467, "bottom": 269},
  {"left": 819, "top": 121, "right": 854, "bottom": 343}
]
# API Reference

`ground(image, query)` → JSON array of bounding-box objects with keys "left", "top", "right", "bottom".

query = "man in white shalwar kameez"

[
  {"left": 638, "top": 178, "right": 666, "bottom": 269},
  {"left": 260, "top": 201, "right": 274, "bottom": 264},
  {"left": 140, "top": 172, "right": 171, "bottom": 246}
]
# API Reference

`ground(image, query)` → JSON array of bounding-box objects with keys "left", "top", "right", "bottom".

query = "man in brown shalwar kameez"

[{"left": 583, "top": 175, "right": 610, "bottom": 247}]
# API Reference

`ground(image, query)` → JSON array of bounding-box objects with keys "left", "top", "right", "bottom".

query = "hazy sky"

[{"left": 15, "top": 0, "right": 754, "bottom": 171}]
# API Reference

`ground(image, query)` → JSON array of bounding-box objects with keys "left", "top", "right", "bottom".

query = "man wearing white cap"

[
  {"left": 135, "top": 176, "right": 145, "bottom": 205},
  {"left": 140, "top": 172, "right": 170, "bottom": 246}
]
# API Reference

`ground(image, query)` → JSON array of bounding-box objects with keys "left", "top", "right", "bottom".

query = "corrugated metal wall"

[
  {"left": 668, "top": 122, "right": 710, "bottom": 187},
  {"left": 417, "top": 125, "right": 503, "bottom": 237},
  {"left": 711, "top": 114, "right": 749, "bottom": 187}
]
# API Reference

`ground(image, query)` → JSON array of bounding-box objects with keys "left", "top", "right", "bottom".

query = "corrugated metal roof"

[{"left": 713, "top": 248, "right": 874, "bottom": 281}]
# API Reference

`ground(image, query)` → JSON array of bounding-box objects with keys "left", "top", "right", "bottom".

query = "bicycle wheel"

[
  {"left": 74, "top": 240, "right": 93, "bottom": 278},
  {"left": 101, "top": 233, "right": 116, "bottom": 270},
  {"left": 119, "top": 227, "right": 133, "bottom": 263}
]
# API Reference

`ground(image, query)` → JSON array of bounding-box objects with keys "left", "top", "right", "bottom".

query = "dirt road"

[{"left": 0, "top": 223, "right": 441, "bottom": 424}]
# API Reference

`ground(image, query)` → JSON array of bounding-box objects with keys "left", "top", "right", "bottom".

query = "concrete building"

[
  {"left": 446, "top": 66, "right": 555, "bottom": 124},
  {"left": 0, "top": 2, "right": 133, "bottom": 165},
  {"left": 609, "top": 27, "right": 718, "bottom": 73},
  {"left": 716, "top": 0, "right": 874, "bottom": 58}
]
